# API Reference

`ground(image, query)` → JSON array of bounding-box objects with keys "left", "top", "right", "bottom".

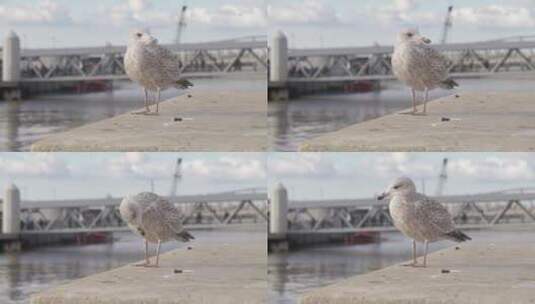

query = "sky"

[
  {"left": 0, "top": 0, "right": 267, "bottom": 48},
  {"left": 0, "top": 152, "right": 266, "bottom": 201},
  {"left": 268, "top": 0, "right": 535, "bottom": 48},
  {"left": 267, "top": 153, "right": 535, "bottom": 200},
  {"left": 1, "top": 1, "right": 534, "bottom": 48}
]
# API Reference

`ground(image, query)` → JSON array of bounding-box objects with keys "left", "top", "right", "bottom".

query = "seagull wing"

[
  {"left": 414, "top": 43, "right": 450, "bottom": 80},
  {"left": 414, "top": 195, "right": 456, "bottom": 234},
  {"left": 141, "top": 196, "right": 185, "bottom": 234},
  {"left": 147, "top": 44, "right": 181, "bottom": 81}
]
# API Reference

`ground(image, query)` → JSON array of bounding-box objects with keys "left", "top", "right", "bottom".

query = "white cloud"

[
  {"left": 449, "top": 157, "right": 535, "bottom": 181},
  {"left": 0, "top": 153, "right": 70, "bottom": 178},
  {"left": 269, "top": 153, "right": 336, "bottom": 177},
  {"left": 190, "top": 5, "right": 266, "bottom": 28},
  {"left": 0, "top": 0, "right": 72, "bottom": 25},
  {"left": 184, "top": 157, "right": 266, "bottom": 181},
  {"left": 453, "top": 5, "right": 535, "bottom": 28},
  {"left": 268, "top": 0, "right": 339, "bottom": 25},
  {"left": 371, "top": 153, "right": 437, "bottom": 179}
]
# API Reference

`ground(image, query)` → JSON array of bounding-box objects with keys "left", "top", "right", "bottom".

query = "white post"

[
  {"left": 270, "top": 183, "right": 288, "bottom": 235},
  {"left": 3, "top": 184, "right": 20, "bottom": 234},
  {"left": 3, "top": 31, "right": 21, "bottom": 82},
  {"left": 270, "top": 31, "right": 288, "bottom": 83}
]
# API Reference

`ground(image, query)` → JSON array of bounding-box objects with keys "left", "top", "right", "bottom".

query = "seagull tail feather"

[
  {"left": 445, "top": 229, "right": 471, "bottom": 242},
  {"left": 175, "top": 78, "right": 193, "bottom": 89},
  {"left": 439, "top": 78, "right": 459, "bottom": 90},
  {"left": 176, "top": 230, "right": 195, "bottom": 242}
]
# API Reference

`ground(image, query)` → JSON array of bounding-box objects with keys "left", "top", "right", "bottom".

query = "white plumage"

[
  {"left": 124, "top": 30, "right": 193, "bottom": 115},
  {"left": 378, "top": 176, "right": 470, "bottom": 267},
  {"left": 392, "top": 28, "right": 458, "bottom": 114},
  {"left": 120, "top": 192, "right": 194, "bottom": 267}
]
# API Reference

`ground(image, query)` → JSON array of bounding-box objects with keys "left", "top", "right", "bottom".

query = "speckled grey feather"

[
  {"left": 120, "top": 192, "right": 193, "bottom": 244},
  {"left": 392, "top": 29, "right": 455, "bottom": 91}
]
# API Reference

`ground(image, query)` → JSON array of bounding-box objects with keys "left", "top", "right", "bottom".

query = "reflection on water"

[
  {"left": 0, "top": 228, "right": 264, "bottom": 303},
  {"left": 0, "top": 77, "right": 265, "bottom": 151},
  {"left": 268, "top": 229, "right": 535, "bottom": 304},
  {"left": 268, "top": 77, "right": 535, "bottom": 151}
]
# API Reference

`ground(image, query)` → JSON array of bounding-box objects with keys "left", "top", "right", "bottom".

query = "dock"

[
  {"left": 300, "top": 238, "right": 535, "bottom": 304},
  {"left": 300, "top": 92, "right": 535, "bottom": 151},
  {"left": 31, "top": 90, "right": 267, "bottom": 151},
  {"left": 31, "top": 236, "right": 267, "bottom": 304}
]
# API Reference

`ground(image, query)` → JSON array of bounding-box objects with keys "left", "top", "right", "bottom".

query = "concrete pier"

[
  {"left": 300, "top": 238, "right": 535, "bottom": 304},
  {"left": 2, "top": 184, "right": 21, "bottom": 252},
  {"left": 31, "top": 90, "right": 267, "bottom": 151},
  {"left": 2, "top": 31, "right": 22, "bottom": 100},
  {"left": 300, "top": 92, "right": 535, "bottom": 151},
  {"left": 31, "top": 237, "right": 266, "bottom": 304},
  {"left": 268, "top": 183, "right": 289, "bottom": 252}
]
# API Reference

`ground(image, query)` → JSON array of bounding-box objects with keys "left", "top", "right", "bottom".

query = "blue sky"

[
  {"left": 268, "top": 153, "right": 535, "bottom": 200},
  {"left": 0, "top": 153, "right": 266, "bottom": 200},
  {"left": 268, "top": 0, "right": 535, "bottom": 47},
  {"left": 0, "top": 0, "right": 266, "bottom": 48}
]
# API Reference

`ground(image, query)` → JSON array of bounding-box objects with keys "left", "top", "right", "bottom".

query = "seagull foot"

[
  {"left": 401, "top": 262, "right": 426, "bottom": 268},
  {"left": 131, "top": 110, "right": 151, "bottom": 115},
  {"left": 134, "top": 262, "right": 159, "bottom": 268}
]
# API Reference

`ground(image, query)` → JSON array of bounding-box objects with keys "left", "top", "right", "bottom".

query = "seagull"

[
  {"left": 377, "top": 176, "right": 470, "bottom": 267},
  {"left": 120, "top": 192, "right": 194, "bottom": 267},
  {"left": 124, "top": 30, "right": 193, "bottom": 115},
  {"left": 392, "top": 28, "right": 458, "bottom": 115}
]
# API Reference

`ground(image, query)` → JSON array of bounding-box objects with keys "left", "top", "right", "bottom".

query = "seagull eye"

[
  {"left": 393, "top": 185, "right": 401, "bottom": 189},
  {"left": 136, "top": 33, "right": 142, "bottom": 38},
  {"left": 407, "top": 33, "right": 413, "bottom": 37}
]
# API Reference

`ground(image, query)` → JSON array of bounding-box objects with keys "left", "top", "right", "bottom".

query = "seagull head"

[
  {"left": 129, "top": 29, "right": 158, "bottom": 46},
  {"left": 377, "top": 176, "right": 416, "bottom": 200},
  {"left": 397, "top": 28, "right": 431, "bottom": 44}
]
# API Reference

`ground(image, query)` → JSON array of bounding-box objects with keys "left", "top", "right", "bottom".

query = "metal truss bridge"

[
  {"left": 286, "top": 39, "right": 535, "bottom": 83},
  {"left": 286, "top": 188, "right": 535, "bottom": 235},
  {"left": 13, "top": 36, "right": 267, "bottom": 83},
  {"left": 16, "top": 188, "right": 267, "bottom": 236}
]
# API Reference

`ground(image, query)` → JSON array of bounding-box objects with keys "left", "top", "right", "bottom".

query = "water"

[
  {"left": 0, "top": 76, "right": 266, "bottom": 151},
  {"left": 0, "top": 228, "right": 264, "bottom": 303},
  {"left": 268, "top": 77, "right": 535, "bottom": 151},
  {"left": 268, "top": 228, "right": 535, "bottom": 304}
]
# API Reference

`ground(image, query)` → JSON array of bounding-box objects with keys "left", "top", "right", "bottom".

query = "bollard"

[
  {"left": 270, "top": 183, "right": 288, "bottom": 235},
  {"left": 3, "top": 183, "right": 21, "bottom": 234},
  {"left": 3, "top": 31, "right": 21, "bottom": 82},
  {"left": 269, "top": 31, "right": 288, "bottom": 83}
]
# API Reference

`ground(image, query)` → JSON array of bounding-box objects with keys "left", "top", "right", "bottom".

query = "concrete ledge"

[
  {"left": 300, "top": 240, "right": 535, "bottom": 304},
  {"left": 31, "top": 239, "right": 266, "bottom": 304},
  {"left": 300, "top": 92, "right": 535, "bottom": 151},
  {"left": 31, "top": 90, "right": 267, "bottom": 151}
]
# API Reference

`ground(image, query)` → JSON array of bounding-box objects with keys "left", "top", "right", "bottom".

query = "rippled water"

[
  {"left": 0, "top": 76, "right": 265, "bottom": 151},
  {"left": 0, "top": 227, "right": 265, "bottom": 303},
  {"left": 268, "top": 77, "right": 535, "bottom": 151},
  {"left": 268, "top": 228, "right": 535, "bottom": 304}
]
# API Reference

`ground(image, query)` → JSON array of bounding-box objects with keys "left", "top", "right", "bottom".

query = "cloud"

[
  {"left": 0, "top": 0, "right": 72, "bottom": 25},
  {"left": 184, "top": 157, "right": 266, "bottom": 181},
  {"left": 190, "top": 5, "right": 267, "bottom": 28},
  {"left": 268, "top": 0, "right": 340, "bottom": 25},
  {"left": 0, "top": 153, "right": 70, "bottom": 178},
  {"left": 371, "top": 153, "right": 437, "bottom": 179},
  {"left": 449, "top": 157, "right": 535, "bottom": 181},
  {"left": 269, "top": 153, "right": 337, "bottom": 177},
  {"left": 453, "top": 5, "right": 535, "bottom": 28}
]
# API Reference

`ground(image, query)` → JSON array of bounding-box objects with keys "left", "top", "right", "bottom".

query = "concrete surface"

[
  {"left": 300, "top": 239, "right": 535, "bottom": 304},
  {"left": 300, "top": 92, "right": 535, "bottom": 151},
  {"left": 32, "top": 90, "right": 267, "bottom": 151},
  {"left": 31, "top": 238, "right": 267, "bottom": 304}
]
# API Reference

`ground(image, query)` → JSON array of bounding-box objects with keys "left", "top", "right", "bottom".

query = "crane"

[
  {"left": 440, "top": 6, "right": 453, "bottom": 44},
  {"left": 435, "top": 158, "right": 449, "bottom": 196},
  {"left": 169, "top": 158, "right": 183, "bottom": 198},
  {"left": 175, "top": 4, "right": 188, "bottom": 45}
]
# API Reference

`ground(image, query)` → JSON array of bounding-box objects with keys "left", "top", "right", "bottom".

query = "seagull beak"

[
  {"left": 422, "top": 37, "right": 432, "bottom": 44},
  {"left": 377, "top": 192, "right": 387, "bottom": 200}
]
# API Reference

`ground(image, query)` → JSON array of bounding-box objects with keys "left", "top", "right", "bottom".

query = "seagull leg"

[
  {"left": 132, "top": 89, "right": 152, "bottom": 115},
  {"left": 402, "top": 240, "right": 418, "bottom": 267},
  {"left": 423, "top": 240, "right": 429, "bottom": 268},
  {"left": 134, "top": 240, "right": 151, "bottom": 267},
  {"left": 155, "top": 240, "right": 162, "bottom": 267},
  {"left": 412, "top": 89, "right": 417, "bottom": 114},
  {"left": 423, "top": 88, "right": 429, "bottom": 115},
  {"left": 156, "top": 88, "right": 161, "bottom": 114}
]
